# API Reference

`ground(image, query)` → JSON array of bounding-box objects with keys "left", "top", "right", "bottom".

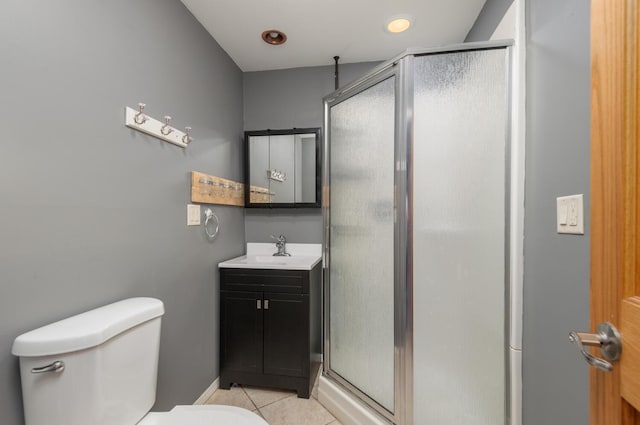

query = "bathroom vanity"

[{"left": 218, "top": 244, "right": 322, "bottom": 398}]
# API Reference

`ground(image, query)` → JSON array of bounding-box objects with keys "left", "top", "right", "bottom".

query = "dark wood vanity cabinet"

[{"left": 219, "top": 265, "right": 321, "bottom": 398}]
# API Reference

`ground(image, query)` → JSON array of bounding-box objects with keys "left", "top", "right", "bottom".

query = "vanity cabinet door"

[
  {"left": 262, "top": 293, "right": 309, "bottom": 378},
  {"left": 220, "top": 290, "right": 263, "bottom": 375}
]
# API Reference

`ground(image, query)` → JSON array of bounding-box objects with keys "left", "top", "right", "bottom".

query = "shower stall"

[{"left": 320, "top": 42, "right": 513, "bottom": 425}]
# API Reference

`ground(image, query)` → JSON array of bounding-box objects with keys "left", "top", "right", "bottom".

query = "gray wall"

[
  {"left": 522, "top": 1, "right": 591, "bottom": 424},
  {"left": 465, "top": 0, "right": 515, "bottom": 42},
  {"left": 467, "top": 1, "right": 591, "bottom": 425},
  {"left": 243, "top": 62, "right": 378, "bottom": 244},
  {"left": 0, "top": 1, "right": 244, "bottom": 424}
]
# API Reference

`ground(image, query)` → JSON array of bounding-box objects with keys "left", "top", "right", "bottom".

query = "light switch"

[
  {"left": 187, "top": 204, "right": 201, "bottom": 226},
  {"left": 557, "top": 194, "right": 584, "bottom": 235},
  {"left": 558, "top": 204, "right": 568, "bottom": 225}
]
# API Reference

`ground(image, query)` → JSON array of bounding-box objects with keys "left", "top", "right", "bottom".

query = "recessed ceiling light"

[
  {"left": 386, "top": 16, "right": 412, "bottom": 34},
  {"left": 262, "top": 29, "right": 287, "bottom": 45}
]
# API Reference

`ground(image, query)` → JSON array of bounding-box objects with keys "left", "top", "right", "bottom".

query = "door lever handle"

[{"left": 568, "top": 322, "right": 621, "bottom": 372}]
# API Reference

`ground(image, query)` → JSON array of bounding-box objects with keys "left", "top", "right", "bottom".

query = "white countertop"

[{"left": 218, "top": 243, "right": 322, "bottom": 271}]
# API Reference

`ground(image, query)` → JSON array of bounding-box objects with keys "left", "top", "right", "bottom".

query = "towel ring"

[{"left": 204, "top": 208, "right": 219, "bottom": 239}]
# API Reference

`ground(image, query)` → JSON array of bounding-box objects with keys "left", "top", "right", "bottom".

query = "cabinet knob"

[
  {"left": 264, "top": 300, "right": 270, "bottom": 310},
  {"left": 257, "top": 300, "right": 262, "bottom": 310}
]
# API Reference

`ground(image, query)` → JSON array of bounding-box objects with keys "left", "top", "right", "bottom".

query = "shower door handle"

[{"left": 568, "top": 322, "right": 621, "bottom": 372}]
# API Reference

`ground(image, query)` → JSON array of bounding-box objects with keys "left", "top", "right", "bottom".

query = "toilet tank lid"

[{"left": 12, "top": 297, "right": 164, "bottom": 357}]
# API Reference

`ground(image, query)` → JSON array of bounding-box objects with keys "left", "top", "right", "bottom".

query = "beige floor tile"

[
  {"left": 327, "top": 421, "right": 343, "bottom": 425},
  {"left": 259, "top": 395, "right": 336, "bottom": 425},
  {"left": 205, "top": 386, "right": 256, "bottom": 411},
  {"left": 243, "top": 385, "right": 296, "bottom": 408}
]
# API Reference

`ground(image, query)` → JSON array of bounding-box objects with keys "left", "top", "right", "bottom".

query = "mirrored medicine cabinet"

[{"left": 244, "top": 128, "right": 321, "bottom": 208}]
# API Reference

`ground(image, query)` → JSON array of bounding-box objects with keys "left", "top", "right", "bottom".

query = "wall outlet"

[
  {"left": 557, "top": 194, "right": 584, "bottom": 235},
  {"left": 187, "top": 204, "right": 201, "bottom": 226}
]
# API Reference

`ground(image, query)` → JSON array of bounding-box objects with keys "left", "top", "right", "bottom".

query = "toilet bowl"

[
  {"left": 12, "top": 298, "right": 267, "bottom": 425},
  {"left": 139, "top": 405, "right": 267, "bottom": 425}
]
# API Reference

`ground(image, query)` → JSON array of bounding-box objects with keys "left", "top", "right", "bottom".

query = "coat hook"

[
  {"left": 134, "top": 102, "right": 148, "bottom": 124},
  {"left": 160, "top": 115, "right": 173, "bottom": 135},
  {"left": 183, "top": 126, "right": 193, "bottom": 144}
]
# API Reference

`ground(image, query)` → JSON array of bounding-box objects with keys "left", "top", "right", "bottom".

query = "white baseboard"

[
  {"left": 312, "top": 353, "right": 324, "bottom": 363},
  {"left": 193, "top": 377, "right": 220, "bottom": 405}
]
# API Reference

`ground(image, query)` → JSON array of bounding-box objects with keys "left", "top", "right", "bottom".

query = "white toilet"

[{"left": 12, "top": 297, "right": 268, "bottom": 425}]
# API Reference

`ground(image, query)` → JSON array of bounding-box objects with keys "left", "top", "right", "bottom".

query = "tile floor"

[{"left": 205, "top": 363, "right": 341, "bottom": 425}]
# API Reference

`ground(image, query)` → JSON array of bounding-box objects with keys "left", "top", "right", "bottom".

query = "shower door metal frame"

[
  {"left": 322, "top": 41, "right": 514, "bottom": 425},
  {"left": 323, "top": 62, "right": 404, "bottom": 424}
]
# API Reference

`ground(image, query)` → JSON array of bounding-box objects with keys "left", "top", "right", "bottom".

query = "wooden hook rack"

[{"left": 191, "top": 171, "right": 244, "bottom": 207}]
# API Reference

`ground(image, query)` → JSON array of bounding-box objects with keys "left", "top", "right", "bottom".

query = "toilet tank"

[{"left": 12, "top": 298, "right": 165, "bottom": 425}]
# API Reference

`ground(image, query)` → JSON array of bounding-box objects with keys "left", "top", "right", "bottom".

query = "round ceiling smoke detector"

[{"left": 262, "top": 30, "right": 287, "bottom": 45}]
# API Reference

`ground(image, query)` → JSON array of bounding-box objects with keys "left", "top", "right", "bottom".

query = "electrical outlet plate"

[
  {"left": 557, "top": 194, "right": 584, "bottom": 235},
  {"left": 187, "top": 204, "right": 201, "bottom": 226}
]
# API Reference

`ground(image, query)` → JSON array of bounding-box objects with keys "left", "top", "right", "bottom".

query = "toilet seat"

[{"left": 137, "top": 405, "right": 268, "bottom": 425}]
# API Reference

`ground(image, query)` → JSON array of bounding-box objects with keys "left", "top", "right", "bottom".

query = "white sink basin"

[
  {"left": 255, "top": 256, "right": 291, "bottom": 263},
  {"left": 218, "top": 243, "right": 322, "bottom": 271},
  {"left": 220, "top": 255, "right": 320, "bottom": 270}
]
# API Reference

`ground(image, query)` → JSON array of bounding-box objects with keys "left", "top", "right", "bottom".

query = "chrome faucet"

[{"left": 271, "top": 234, "right": 291, "bottom": 256}]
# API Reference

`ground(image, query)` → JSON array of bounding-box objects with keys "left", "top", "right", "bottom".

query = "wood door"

[{"left": 591, "top": 0, "right": 640, "bottom": 423}]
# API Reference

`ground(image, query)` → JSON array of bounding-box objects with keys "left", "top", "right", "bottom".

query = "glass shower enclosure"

[{"left": 322, "top": 42, "right": 512, "bottom": 425}]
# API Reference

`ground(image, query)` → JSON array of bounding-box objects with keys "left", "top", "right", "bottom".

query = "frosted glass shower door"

[
  {"left": 413, "top": 49, "right": 509, "bottom": 424},
  {"left": 327, "top": 75, "right": 396, "bottom": 413}
]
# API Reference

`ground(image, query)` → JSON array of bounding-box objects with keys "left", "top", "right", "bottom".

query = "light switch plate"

[
  {"left": 557, "top": 194, "right": 584, "bottom": 234},
  {"left": 187, "top": 204, "right": 201, "bottom": 226}
]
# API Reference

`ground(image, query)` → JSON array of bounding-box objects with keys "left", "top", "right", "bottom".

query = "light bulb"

[{"left": 386, "top": 17, "right": 411, "bottom": 33}]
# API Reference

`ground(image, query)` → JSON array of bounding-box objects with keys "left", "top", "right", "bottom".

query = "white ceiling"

[{"left": 180, "top": 0, "right": 487, "bottom": 72}]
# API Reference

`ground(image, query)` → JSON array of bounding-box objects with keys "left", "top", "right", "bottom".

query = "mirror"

[{"left": 245, "top": 128, "right": 321, "bottom": 207}]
